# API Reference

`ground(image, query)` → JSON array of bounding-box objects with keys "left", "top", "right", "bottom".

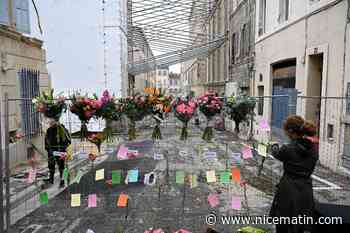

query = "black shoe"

[{"left": 59, "top": 180, "right": 65, "bottom": 188}]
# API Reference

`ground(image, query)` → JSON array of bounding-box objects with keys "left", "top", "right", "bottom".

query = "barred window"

[{"left": 18, "top": 69, "right": 40, "bottom": 138}]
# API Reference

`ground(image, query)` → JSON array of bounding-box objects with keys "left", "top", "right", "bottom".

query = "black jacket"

[
  {"left": 270, "top": 138, "right": 319, "bottom": 232},
  {"left": 45, "top": 124, "right": 71, "bottom": 155}
]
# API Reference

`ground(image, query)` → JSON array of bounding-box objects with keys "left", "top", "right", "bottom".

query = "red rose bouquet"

[
  {"left": 70, "top": 93, "right": 102, "bottom": 140},
  {"left": 120, "top": 94, "right": 150, "bottom": 140},
  {"left": 197, "top": 92, "right": 223, "bottom": 142},
  {"left": 173, "top": 97, "right": 197, "bottom": 141}
]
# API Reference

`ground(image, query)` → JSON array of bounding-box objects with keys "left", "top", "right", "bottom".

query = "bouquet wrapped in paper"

[
  {"left": 95, "top": 90, "right": 123, "bottom": 142},
  {"left": 226, "top": 95, "right": 256, "bottom": 133},
  {"left": 33, "top": 89, "right": 69, "bottom": 144},
  {"left": 173, "top": 97, "right": 197, "bottom": 141},
  {"left": 147, "top": 92, "right": 172, "bottom": 140},
  {"left": 197, "top": 92, "right": 223, "bottom": 142},
  {"left": 87, "top": 132, "right": 106, "bottom": 154},
  {"left": 70, "top": 94, "right": 102, "bottom": 140},
  {"left": 120, "top": 94, "right": 150, "bottom": 140}
]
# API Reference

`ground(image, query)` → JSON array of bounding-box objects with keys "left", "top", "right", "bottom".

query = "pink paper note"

[
  {"left": 88, "top": 194, "right": 97, "bottom": 208},
  {"left": 242, "top": 147, "right": 253, "bottom": 159},
  {"left": 153, "top": 229, "right": 164, "bottom": 233},
  {"left": 208, "top": 194, "right": 219, "bottom": 208},
  {"left": 177, "top": 229, "right": 190, "bottom": 233},
  {"left": 27, "top": 169, "right": 36, "bottom": 184},
  {"left": 259, "top": 119, "right": 270, "bottom": 131},
  {"left": 231, "top": 196, "right": 242, "bottom": 210},
  {"left": 117, "top": 146, "right": 128, "bottom": 159}
]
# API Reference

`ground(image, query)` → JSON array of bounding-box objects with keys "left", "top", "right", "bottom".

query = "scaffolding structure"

[{"left": 127, "top": 0, "right": 225, "bottom": 75}]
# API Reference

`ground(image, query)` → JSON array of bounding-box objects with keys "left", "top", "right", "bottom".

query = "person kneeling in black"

[
  {"left": 45, "top": 119, "right": 71, "bottom": 187},
  {"left": 270, "top": 115, "right": 319, "bottom": 233}
]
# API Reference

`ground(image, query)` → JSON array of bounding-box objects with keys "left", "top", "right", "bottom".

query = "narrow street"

[{"left": 10, "top": 117, "right": 350, "bottom": 233}]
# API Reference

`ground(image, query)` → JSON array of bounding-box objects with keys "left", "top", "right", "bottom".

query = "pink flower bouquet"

[
  {"left": 173, "top": 97, "right": 197, "bottom": 140},
  {"left": 197, "top": 92, "right": 223, "bottom": 142},
  {"left": 70, "top": 93, "right": 102, "bottom": 140},
  {"left": 95, "top": 90, "right": 123, "bottom": 142}
]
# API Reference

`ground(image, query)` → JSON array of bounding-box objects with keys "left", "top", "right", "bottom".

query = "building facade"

[
  {"left": 1, "top": 0, "right": 50, "bottom": 166},
  {"left": 227, "top": 0, "right": 256, "bottom": 96},
  {"left": 253, "top": 0, "right": 350, "bottom": 172},
  {"left": 168, "top": 72, "right": 181, "bottom": 97},
  {"left": 206, "top": 0, "right": 229, "bottom": 95}
]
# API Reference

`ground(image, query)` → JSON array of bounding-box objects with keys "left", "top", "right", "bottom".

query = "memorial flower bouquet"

[
  {"left": 33, "top": 89, "right": 70, "bottom": 144},
  {"left": 147, "top": 92, "right": 172, "bottom": 140},
  {"left": 197, "top": 92, "right": 223, "bottom": 142},
  {"left": 95, "top": 90, "right": 123, "bottom": 142},
  {"left": 226, "top": 95, "right": 256, "bottom": 133},
  {"left": 173, "top": 97, "right": 197, "bottom": 141},
  {"left": 120, "top": 94, "right": 150, "bottom": 140},
  {"left": 32, "top": 89, "right": 67, "bottom": 121},
  {"left": 87, "top": 132, "right": 106, "bottom": 154},
  {"left": 70, "top": 93, "right": 102, "bottom": 140}
]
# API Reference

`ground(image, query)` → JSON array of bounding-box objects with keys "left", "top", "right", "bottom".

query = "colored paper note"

[
  {"left": 258, "top": 144, "right": 267, "bottom": 157},
  {"left": 206, "top": 170, "right": 217, "bottom": 183},
  {"left": 177, "top": 229, "right": 190, "bottom": 233},
  {"left": 231, "top": 196, "right": 242, "bottom": 210},
  {"left": 95, "top": 169, "right": 105, "bottom": 181},
  {"left": 259, "top": 119, "right": 270, "bottom": 131},
  {"left": 242, "top": 147, "right": 253, "bottom": 159},
  {"left": 63, "top": 167, "right": 69, "bottom": 182},
  {"left": 27, "top": 169, "right": 36, "bottom": 184},
  {"left": 39, "top": 192, "right": 48, "bottom": 205},
  {"left": 117, "top": 145, "right": 128, "bottom": 159},
  {"left": 71, "top": 194, "right": 81, "bottom": 207},
  {"left": 154, "top": 153, "right": 164, "bottom": 160},
  {"left": 88, "top": 194, "right": 97, "bottom": 208},
  {"left": 204, "top": 151, "right": 217, "bottom": 159},
  {"left": 176, "top": 171, "right": 185, "bottom": 184},
  {"left": 231, "top": 167, "right": 241, "bottom": 183},
  {"left": 220, "top": 171, "right": 231, "bottom": 184},
  {"left": 190, "top": 174, "right": 198, "bottom": 188},
  {"left": 128, "top": 169, "right": 139, "bottom": 183},
  {"left": 112, "top": 170, "right": 122, "bottom": 184},
  {"left": 208, "top": 193, "right": 219, "bottom": 207},
  {"left": 117, "top": 194, "right": 128, "bottom": 207},
  {"left": 153, "top": 229, "right": 164, "bottom": 233},
  {"left": 231, "top": 153, "right": 241, "bottom": 162}
]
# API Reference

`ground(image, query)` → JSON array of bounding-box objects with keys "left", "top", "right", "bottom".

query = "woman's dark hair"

[{"left": 283, "top": 115, "right": 317, "bottom": 137}]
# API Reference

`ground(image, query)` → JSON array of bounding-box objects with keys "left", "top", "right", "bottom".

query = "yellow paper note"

[
  {"left": 95, "top": 169, "right": 105, "bottom": 181},
  {"left": 206, "top": 170, "right": 216, "bottom": 183},
  {"left": 71, "top": 194, "right": 81, "bottom": 207},
  {"left": 258, "top": 144, "right": 267, "bottom": 157}
]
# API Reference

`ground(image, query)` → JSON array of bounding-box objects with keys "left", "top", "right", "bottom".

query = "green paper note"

[
  {"left": 176, "top": 171, "right": 185, "bottom": 184},
  {"left": 73, "top": 171, "right": 82, "bottom": 184},
  {"left": 39, "top": 192, "right": 48, "bottom": 205},
  {"left": 63, "top": 167, "right": 69, "bottom": 182},
  {"left": 220, "top": 171, "right": 231, "bottom": 184},
  {"left": 112, "top": 170, "right": 121, "bottom": 184}
]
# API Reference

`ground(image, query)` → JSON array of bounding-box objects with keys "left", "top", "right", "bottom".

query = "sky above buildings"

[{"left": 29, "top": 0, "right": 179, "bottom": 96}]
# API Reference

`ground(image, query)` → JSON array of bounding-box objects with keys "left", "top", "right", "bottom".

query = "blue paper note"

[{"left": 128, "top": 169, "right": 139, "bottom": 183}]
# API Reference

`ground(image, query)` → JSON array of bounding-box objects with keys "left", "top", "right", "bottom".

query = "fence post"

[
  {"left": 4, "top": 93, "right": 10, "bottom": 232},
  {"left": 0, "top": 93, "right": 4, "bottom": 232}
]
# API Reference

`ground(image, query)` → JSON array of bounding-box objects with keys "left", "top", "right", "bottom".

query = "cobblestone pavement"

[{"left": 9, "top": 118, "right": 350, "bottom": 233}]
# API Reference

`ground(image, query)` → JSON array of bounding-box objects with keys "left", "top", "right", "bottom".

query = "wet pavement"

[{"left": 9, "top": 117, "right": 350, "bottom": 233}]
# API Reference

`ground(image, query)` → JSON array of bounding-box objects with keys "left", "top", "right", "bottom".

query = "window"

[
  {"left": 19, "top": 69, "right": 40, "bottom": 138},
  {"left": 258, "top": 86, "right": 264, "bottom": 115},
  {"left": 258, "top": 0, "right": 266, "bottom": 36},
  {"left": 240, "top": 25, "right": 246, "bottom": 56},
  {"left": 259, "top": 73, "right": 263, "bottom": 82},
  {"left": 0, "top": 0, "right": 31, "bottom": 34},
  {"left": 231, "top": 33, "right": 236, "bottom": 64},
  {"left": 278, "top": 0, "right": 289, "bottom": 23},
  {"left": 163, "top": 70, "right": 167, "bottom": 76},
  {"left": 327, "top": 124, "right": 334, "bottom": 140}
]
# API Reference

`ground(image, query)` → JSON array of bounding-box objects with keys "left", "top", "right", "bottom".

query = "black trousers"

[{"left": 48, "top": 155, "right": 65, "bottom": 177}]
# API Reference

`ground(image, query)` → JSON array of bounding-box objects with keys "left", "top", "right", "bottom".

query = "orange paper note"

[
  {"left": 117, "top": 194, "right": 128, "bottom": 207},
  {"left": 231, "top": 167, "right": 241, "bottom": 183}
]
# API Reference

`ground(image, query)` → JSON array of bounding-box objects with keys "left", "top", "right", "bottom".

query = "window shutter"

[
  {"left": 0, "top": 0, "right": 10, "bottom": 26},
  {"left": 13, "top": 0, "right": 31, "bottom": 34}
]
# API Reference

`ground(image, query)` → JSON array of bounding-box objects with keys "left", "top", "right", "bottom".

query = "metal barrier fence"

[{"left": 0, "top": 94, "right": 125, "bottom": 232}]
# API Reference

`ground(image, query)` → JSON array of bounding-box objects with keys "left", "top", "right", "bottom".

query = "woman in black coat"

[{"left": 270, "top": 115, "right": 319, "bottom": 233}]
